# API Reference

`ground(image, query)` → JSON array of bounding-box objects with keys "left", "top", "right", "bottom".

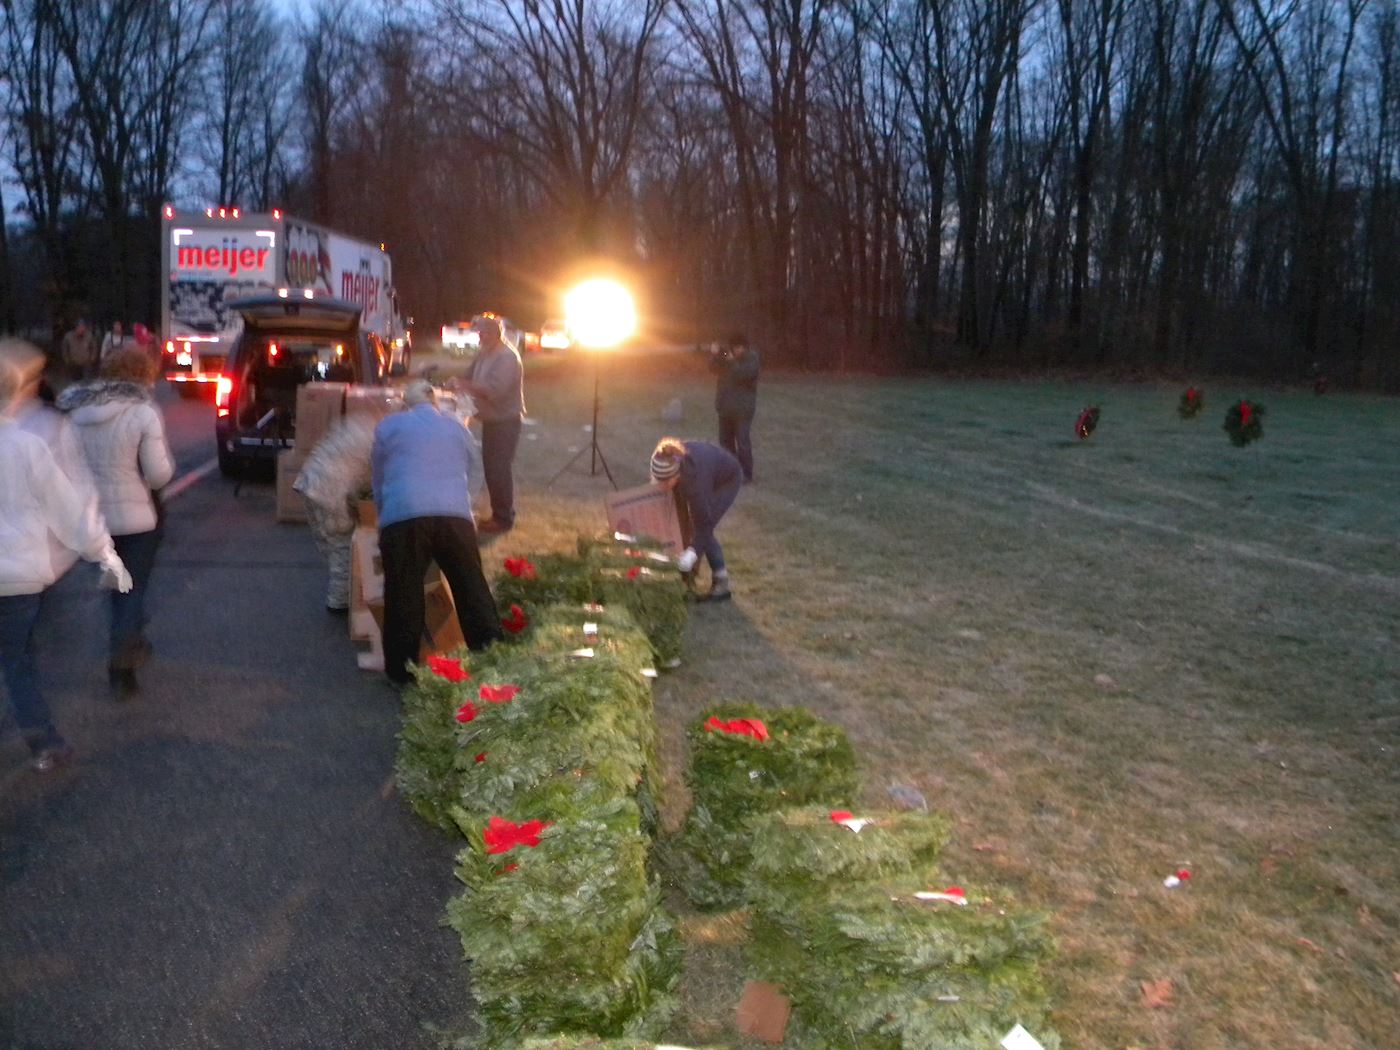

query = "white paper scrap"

[
  {"left": 914, "top": 891, "right": 969, "bottom": 906},
  {"left": 646, "top": 551, "right": 672, "bottom": 564},
  {"left": 567, "top": 648, "right": 595, "bottom": 659},
  {"left": 613, "top": 531, "right": 636, "bottom": 543},
  {"left": 640, "top": 668, "right": 659, "bottom": 679},
  {"left": 582, "top": 622, "right": 599, "bottom": 636},
  {"left": 1001, "top": 1024, "right": 1047, "bottom": 1050},
  {"left": 835, "top": 817, "right": 872, "bottom": 833}
]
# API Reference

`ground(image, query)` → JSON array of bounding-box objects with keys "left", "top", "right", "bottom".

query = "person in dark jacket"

[
  {"left": 371, "top": 380, "right": 504, "bottom": 685},
  {"left": 649, "top": 437, "right": 743, "bottom": 601},
  {"left": 709, "top": 332, "right": 760, "bottom": 483}
]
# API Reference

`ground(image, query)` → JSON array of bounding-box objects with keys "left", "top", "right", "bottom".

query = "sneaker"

[
  {"left": 32, "top": 743, "right": 75, "bottom": 774},
  {"left": 697, "top": 584, "right": 732, "bottom": 603}
]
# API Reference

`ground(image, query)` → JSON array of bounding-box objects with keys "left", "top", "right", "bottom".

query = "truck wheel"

[{"left": 217, "top": 445, "right": 243, "bottom": 479}]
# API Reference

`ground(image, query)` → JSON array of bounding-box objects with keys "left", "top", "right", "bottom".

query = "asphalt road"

[{"left": 0, "top": 384, "right": 475, "bottom": 1049}]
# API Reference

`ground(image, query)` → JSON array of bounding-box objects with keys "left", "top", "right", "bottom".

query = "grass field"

[{"left": 477, "top": 348, "right": 1400, "bottom": 1049}]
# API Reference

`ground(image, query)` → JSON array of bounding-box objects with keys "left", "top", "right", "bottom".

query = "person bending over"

[
  {"left": 371, "top": 379, "right": 503, "bottom": 685},
  {"left": 648, "top": 437, "right": 743, "bottom": 602}
]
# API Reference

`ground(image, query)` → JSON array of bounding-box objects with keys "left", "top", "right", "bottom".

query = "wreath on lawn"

[
  {"left": 1223, "top": 399, "right": 1265, "bottom": 446},
  {"left": 1075, "top": 405, "right": 1101, "bottom": 439},
  {"left": 1178, "top": 386, "right": 1204, "bottom": 419}
]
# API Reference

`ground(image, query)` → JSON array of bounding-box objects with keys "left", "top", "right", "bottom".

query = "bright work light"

[{"left": 564, "top": 279, "right": 635, "bottom": 349}]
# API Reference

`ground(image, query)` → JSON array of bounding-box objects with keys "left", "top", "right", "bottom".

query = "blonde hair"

[
  {"left": 653, "top": 436, "right": 686, "bottom": 460},
  {"left": 100, "top": 347, "right": 157, "bottom": 385},
  {"left": 0, "top": 356, "right": 18, "bottom": 412},
  {"left": 0, "top": 338, "right": 45, "bottom": 388}
]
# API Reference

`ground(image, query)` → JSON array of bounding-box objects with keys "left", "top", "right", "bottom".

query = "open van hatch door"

[{"left": 230, "top": 295, "right": 361, "bottom": 335}]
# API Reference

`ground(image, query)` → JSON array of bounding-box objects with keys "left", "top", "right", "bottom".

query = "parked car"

[
  {"left": 539, "top": 318, "right": 572, "bottom": 351},
  {"left": 214, "top": 292, "right": 404, "bottom": 477}
]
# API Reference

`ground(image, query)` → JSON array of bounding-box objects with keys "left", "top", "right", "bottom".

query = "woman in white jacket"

[
  {"left": 0, "top": 354, "right": 130, "bottom": 772},
  {"left": 58, "top": 348, "right": 174, "bottom": 695}
]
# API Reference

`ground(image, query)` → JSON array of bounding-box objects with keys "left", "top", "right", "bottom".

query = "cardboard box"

[
  {"left": 736, "top": 981, "right": 791, "bottom": 1043},
  {"left": 351, "top": 527, "right": 384, "bottom": 604},
  {"left": 275, "top": 450, "right": 308, "bottom": 524},
  {"left": 604, "top": 483, "right": 685, "bottom": 554},
  {"left": 366, "top": 579, "right": 464, "bottom": 662},
  {"left": 294, "top": 381, "right": 347, "bottom": 455},
  {"left": 344, "top": 385, "right": 398, "bottom": 425}
]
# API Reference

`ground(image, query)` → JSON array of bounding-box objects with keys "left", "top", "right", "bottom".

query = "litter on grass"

[{"left": 1001, "top": 1023, "right": 1048, "bottom": 1050}]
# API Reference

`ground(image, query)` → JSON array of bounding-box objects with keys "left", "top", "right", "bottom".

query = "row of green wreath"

[{"left": 396, "top": 535, "right": 1061, "bottom": 1048}]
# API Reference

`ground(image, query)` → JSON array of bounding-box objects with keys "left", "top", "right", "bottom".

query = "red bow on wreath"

[
  {"left": 504, "top": 557, "right": 536, "bottom": 579},
  {"left": 479, "top": 684, "right": 520, "bottom": 704},
  {"left": 428, "top": 655, "right": 469, "bottom": 682},
  {"left": 1239, "top": 402, "right": 1253, "bottom": 426},
  {"left": 1075, "top": 405, "right": 1101, "bottom": 440},
  {"left": 483, "top": 815, "right": 551, "bottom": 855},
  {"left": 501, "top": 604, "right": 529, "bottom": 634},
  {"left": 705, "top": 716, "right": 770, "bottom": 741}
]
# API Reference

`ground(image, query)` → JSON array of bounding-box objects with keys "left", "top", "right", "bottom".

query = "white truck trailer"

[{"left": 159, "top": 206, "right": 409, "bottom": 393}]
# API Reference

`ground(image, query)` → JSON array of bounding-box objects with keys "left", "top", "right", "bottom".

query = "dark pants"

[
  {"left": 0, "top": 592, "right": 63, "bottom": 754},
  {"left": 379, "top": 516, "right": 504, "bottom": 684},
  {"left": 480, "top": 417, "right": 522, "bottom": 525},
  {"left": 693, "top": 472, "right": 742, "bottom": 574},
  {"left": 111, "top": 528, "right": 161, "bottom": 670},
  {"left": 718, "top": 411, "right": 755, "bottom": 482}
]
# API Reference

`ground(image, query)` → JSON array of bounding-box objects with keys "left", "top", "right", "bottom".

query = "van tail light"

[
  {"left": 165, "top": 340, "right": 175, "bottom": 354},
  {"left": 215, "top": 375, "right": 234, "bottom": 418}
]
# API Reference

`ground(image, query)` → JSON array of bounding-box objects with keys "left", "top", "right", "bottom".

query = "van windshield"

[
  {"left": 233, "top": 335, "right": 357, "bottom": 434},
  {"left": 250, "top": 337, "right": 357, "bottom": 385}
]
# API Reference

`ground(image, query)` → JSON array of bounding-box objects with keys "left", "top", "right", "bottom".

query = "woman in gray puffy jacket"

[{"left": 59, "top": 349, "right": 174, "bottom": 696}]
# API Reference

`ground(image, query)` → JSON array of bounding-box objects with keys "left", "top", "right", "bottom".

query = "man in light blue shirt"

[{"left": 371, "top": 380, "right": 503, "bottom": 684}]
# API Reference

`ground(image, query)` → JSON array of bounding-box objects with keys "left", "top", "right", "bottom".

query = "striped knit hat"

[{"left": 649, "top": 448, "right": 682, "bottom": 483}]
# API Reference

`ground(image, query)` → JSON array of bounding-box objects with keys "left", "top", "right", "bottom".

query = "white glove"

[
  {"left": 98, "top": 549, "right": 134, "bottom": 593},
  {"left": 676, "top": 547, "right": 698, "bottom": 573}
]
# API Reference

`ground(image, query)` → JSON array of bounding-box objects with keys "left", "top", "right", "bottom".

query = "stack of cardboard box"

[
  {"left": 348, "top": 501, "right": 464, "bottom": 672},
  {"left": 275, "top": 382, "right": 349, "bottom": 524}
]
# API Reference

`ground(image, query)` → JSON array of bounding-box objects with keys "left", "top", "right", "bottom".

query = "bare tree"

[
  {"left": 1, "top": 0, "right": 86, "bottom": 333},
  {"left": 432, "top": 0, "right": 667, "bottom": 254}
]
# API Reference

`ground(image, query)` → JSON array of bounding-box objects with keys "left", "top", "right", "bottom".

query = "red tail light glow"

[
  {"left": 268, "top": 343, "right": 279, "bottom": 359},
  {"left": 215, "top": 375, "right": 233, "bottom": 417},
  {"left": 165, "top": 340, "right": 175, "bottom": 354}
]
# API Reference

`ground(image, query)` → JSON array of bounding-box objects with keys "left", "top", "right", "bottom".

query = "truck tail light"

[
  {"left": 165, "top": 340, "right": 175, "bottom": 354},
  {"left": 215, "top": 375, "right": 234, "bottom": 417}
]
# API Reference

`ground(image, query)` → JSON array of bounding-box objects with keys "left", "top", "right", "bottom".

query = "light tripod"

[{"left": 547, "top": 351, "right": 617, "bottom": 489}]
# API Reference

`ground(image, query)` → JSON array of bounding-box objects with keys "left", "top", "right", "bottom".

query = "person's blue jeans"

[
  {"left": 111, "top": 528, "right": 161, "bottom": 669},
  {"left": 718, "top": 411, "right": 754, "bottom": 482},
  {"left": 480, "top": 417, "right": 523, "bottom": 525},
  {"left": 0, "top": 592, "right": 63, "bottom": 754}
]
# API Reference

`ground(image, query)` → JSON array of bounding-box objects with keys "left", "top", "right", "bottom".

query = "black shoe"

[
  {"left": 327, "top": 605, "right": 349, "bottom": 616},
  {"left": 109, "top": 667, "right": 139, "bottom": 698},
  {"left": 697, "top": 585, "right": 732, "bottom": 603}
]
